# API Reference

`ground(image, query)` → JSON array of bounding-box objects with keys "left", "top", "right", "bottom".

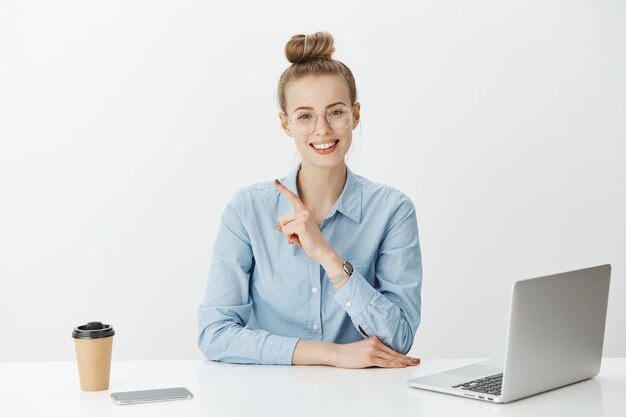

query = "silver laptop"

[{"left": 408, "top": 264, "right": 611, "bottom": 403}]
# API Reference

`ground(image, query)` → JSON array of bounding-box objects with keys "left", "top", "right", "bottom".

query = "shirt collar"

[{"left": 278, "top": 162, "right": 362, "bottom": 224}]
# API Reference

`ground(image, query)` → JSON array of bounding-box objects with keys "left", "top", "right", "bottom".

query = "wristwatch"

[{"left": 329, "top": 260, "right": 353, "bottom": 285}]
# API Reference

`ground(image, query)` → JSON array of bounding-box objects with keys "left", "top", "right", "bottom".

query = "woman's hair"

[{"left": 277, "top": 31, "right": 358, "bottom": 114}]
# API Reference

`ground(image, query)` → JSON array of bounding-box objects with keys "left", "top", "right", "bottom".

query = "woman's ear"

[
  {"left": 279, "top": 111, "right": 292, "bottom": 137},
  {"left": 351, "top": 102, "right": 361, "bottom": 129}
]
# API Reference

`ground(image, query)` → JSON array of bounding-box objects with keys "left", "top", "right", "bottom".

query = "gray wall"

[{"left": 1, "top": 0, "right": 624, "bottom": 360}]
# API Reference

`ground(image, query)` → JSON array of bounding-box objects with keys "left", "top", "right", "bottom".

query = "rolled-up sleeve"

[
  {"left": 333, "top": 193, "right": 422, "bottom": 354},
  {"left": 197, "top": 190, "right": 300, "bottom": 365}
]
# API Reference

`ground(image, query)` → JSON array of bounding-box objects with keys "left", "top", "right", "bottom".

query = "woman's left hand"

[{"left": 274, "top": 179, "right": 332, "bottom": 262}]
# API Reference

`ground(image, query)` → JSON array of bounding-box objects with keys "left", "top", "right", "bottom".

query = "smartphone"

[{"left": 110, "top": 387, "right": 193, "bottom": 405}]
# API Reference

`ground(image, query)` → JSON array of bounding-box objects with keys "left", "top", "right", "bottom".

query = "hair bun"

[{"left": 285, "top": 31, "right": 335, "bottom": 63}]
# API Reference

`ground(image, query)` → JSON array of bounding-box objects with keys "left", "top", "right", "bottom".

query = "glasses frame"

[{"left": 286, "top": 104, "right": 355, "bottom": 136}]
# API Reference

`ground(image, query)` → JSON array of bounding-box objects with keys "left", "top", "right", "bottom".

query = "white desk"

[{"left": 1, "top": 358, "right": 624, "bottom": 416}]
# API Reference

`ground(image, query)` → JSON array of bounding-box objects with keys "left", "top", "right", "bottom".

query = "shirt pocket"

[{"left": 253, "top": 254, "right": 309, "bottom": 310}]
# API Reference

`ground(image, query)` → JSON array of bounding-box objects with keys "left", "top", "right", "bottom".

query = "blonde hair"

[{"left": 277, "top": 31, "right": 358, "bottom": 114}]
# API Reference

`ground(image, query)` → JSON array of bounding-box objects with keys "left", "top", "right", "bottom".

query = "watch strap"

[
  {"left": 329, "top": 260, "right": 351, "bottom": 284},
  {"left": 329, "top": 271, "right": 349, "bottom": 285}
]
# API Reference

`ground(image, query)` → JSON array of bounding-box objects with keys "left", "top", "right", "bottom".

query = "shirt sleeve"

[
  {"left": 333, "top": 193, "right": 422, "bottom": 354},
  {"left": 197, "top": 189, "right": 300, "bottom": 365}
]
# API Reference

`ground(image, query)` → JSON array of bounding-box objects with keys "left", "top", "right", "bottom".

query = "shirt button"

[
  {"left": 312, "top": 287, "right": 318, "bottom": 294},
  {"left": 345, "top": 301, "right": 352, "bottom": 307},
  {"left": 313, "top": 323, "right": 319, "bottom": 330}
]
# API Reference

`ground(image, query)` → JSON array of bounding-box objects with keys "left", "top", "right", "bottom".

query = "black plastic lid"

[{"left": 72, "top": 321, "right": 115, "bottom": 339}]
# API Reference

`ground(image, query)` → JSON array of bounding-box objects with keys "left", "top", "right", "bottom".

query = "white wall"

[{"left": 1, "top": 0, "right": 624, "bottom": 361}]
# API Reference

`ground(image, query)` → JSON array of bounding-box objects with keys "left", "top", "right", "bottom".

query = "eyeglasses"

[{"left": 287, "top": 105, "right": 354, "bottom": 136}]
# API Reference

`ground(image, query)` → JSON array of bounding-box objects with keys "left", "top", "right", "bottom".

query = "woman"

[{"left": 198, "top": 31, "right": 422, "bottom": 368}]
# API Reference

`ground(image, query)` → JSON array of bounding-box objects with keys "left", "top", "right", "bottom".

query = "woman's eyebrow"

[{"left": 293, "top": 101, "right": 346, "bottom": 112}]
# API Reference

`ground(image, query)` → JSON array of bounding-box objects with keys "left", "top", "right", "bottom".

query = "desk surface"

[{"left": 1, "top": 358, "right": 624, "bottom": 417}]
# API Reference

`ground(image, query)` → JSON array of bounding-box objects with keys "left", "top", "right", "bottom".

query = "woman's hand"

[
  {"left": 274, "top": 179, "right": 333, "bottom": 262},
  {"left": 331, "top": 336, "right": 421, "bottom": 369}
]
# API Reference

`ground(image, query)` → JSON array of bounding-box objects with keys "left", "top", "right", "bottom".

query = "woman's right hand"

[{"left": 331, "top": 336, "right": 420, "bottom": 368}]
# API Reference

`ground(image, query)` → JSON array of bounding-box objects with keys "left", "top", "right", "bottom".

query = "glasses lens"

[
  {"left": 292, "top": 111, "right": 316, "bottom": 135},
  {"left": 327, "top": 106, "right": 352, "bottom": 130},
  {"left": 289, "top": 106, "right": 353, "bottom": 135}
]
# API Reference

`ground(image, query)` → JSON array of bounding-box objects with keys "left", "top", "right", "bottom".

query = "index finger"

[{"left": 274, "top": 179, "right": 305, "bottom": 210}]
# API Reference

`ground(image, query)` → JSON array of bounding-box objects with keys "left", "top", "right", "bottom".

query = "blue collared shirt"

[{"left": 197, "top": 163, "right": 422, "bottom": 365}]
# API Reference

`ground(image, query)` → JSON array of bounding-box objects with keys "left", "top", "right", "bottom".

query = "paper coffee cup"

[{"left": 72, "top": 321, "right": 115, "bottom": 391}]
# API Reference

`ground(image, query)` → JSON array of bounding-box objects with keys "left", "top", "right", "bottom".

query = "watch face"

[{"left": 344, "top": 261, "right": 353, "bottom": 275}]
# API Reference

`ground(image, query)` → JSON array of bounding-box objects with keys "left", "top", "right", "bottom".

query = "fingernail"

[{"left": 274, "top": 179, "right": 280, "bottom": 185}]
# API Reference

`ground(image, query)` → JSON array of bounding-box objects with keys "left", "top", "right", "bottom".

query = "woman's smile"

[{"left": 310, "top": 139, "right": 339, "bottom": 154}]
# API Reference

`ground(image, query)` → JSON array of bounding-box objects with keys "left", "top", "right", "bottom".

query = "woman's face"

[{"left": 280, "top": 74, "right": 360, "bottom": 170}]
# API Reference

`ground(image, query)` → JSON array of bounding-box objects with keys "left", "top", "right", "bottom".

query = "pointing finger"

[{"left": 274, "top": 179, "right": 305, "bottom": 210}]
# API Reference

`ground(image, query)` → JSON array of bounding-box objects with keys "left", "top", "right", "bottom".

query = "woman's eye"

[
  {"left": 330, "top": 110, "right": 344, "bottom": 116},
  {"left": 297, "top": 114, "right": 312, "bottom": 120}
]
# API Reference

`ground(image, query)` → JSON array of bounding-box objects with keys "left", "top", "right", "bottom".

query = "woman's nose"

[{"left": 313, "top": 114, "right": 331, "bottom": 135}]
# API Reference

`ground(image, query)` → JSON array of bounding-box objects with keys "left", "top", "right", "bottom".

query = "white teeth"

[{"left": 312, "top": 140, "right": 338, "bottom": 150}]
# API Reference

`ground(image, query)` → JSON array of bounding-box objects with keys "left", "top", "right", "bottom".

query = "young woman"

[{"left": 198, "top": 32, "right": 422, "bottom": 368}]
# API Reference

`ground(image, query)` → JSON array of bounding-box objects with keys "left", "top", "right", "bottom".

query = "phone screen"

[{"left": 111, "top": 387, "right": 193, "bottom": 404}]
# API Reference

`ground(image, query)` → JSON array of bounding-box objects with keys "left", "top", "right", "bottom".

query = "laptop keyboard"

[{"left": 452, "top": 373, "right": 503, "bottom": 396}]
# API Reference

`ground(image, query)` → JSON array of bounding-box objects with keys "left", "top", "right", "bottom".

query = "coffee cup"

[{"left": 72, "top": 321, "right": 115, "bottom": 391}]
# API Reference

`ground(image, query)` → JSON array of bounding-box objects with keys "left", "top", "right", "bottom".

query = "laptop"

[{"left": 408, "top": 264, "right": 611, "bottom": 403}]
